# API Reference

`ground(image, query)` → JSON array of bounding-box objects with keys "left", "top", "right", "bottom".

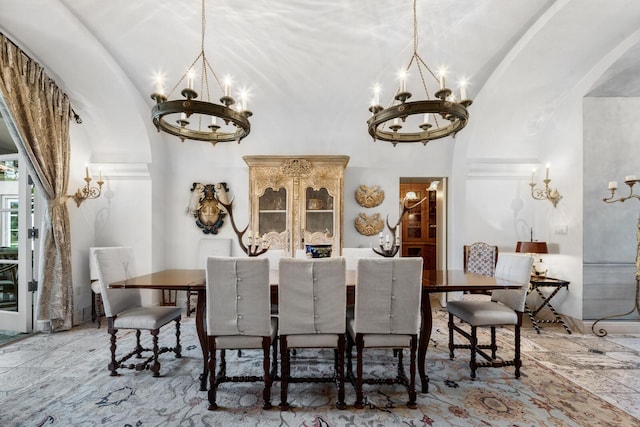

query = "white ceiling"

[{"left": 0, "top": 0, "right": 639, "bottom": 159}]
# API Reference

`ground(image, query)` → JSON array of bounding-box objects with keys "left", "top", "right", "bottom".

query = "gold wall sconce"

[
  {"left": 70, "top": 166, "right": 103, "bottom": 207},
  {"left": 530, "top": 163, "right": 562, "bottom": 207}
]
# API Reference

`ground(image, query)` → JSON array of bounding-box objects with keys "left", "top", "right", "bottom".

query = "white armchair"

[
  {"left": 94, "top": 247, "right": 182, "bottom": 377},
  {"left": 447, "top": 252, "right": 534, "bottom": 379}
]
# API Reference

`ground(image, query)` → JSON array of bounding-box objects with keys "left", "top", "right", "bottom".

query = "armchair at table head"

[
  {"left": 464, "top": 242, "right": 498, "bottom": 276},
  {"left": 447, "top": 252, "right": 533, "bottom": 379},
  {"left": 205, "top": 256, "right": 275, "bottom": 411},
  {"left": 462, "top": 242, "right": 499, "bottom": 300},
  {"left": 347, "top": 257, "right": 423, "bottom": 409},
  {"left": 277, "top": 257, "right": 347, "bottom": 410},
  {"left": 94, "top": 246, "right": 182, "bottom": 378}
]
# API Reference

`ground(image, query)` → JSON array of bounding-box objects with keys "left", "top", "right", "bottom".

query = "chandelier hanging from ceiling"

[
  {"left": 150, "top": 0, "right": 252, "bottom": 145},
  {"left": 367, "top": 0, "right": 471, "bottom": 146}
]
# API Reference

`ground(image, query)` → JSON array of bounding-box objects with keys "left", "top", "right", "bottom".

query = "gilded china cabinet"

[{"left": 243, "top": 155, "right": 349, "bottom": 256}]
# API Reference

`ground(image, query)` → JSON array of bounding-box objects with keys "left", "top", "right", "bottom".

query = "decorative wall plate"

[
  {"left": 355, "top": 184, "right": 384, "bottom": 208},
  {"left": 354, "top": 212, "right": 384, "bottom": 236}
]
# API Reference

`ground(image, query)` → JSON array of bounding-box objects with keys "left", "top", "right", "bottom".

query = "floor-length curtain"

[{"left": 0, "top": 33, "right": 73, "bottom": 331}]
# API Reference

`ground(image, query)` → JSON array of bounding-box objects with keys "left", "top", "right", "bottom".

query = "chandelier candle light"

[
  {"left": 591, "top": 175, "right": 640, "bottom": 336},
  {"left": 150, "top": 0, "right": 252, "bottom": 145},
  {"left": 367, "top": 0, "right": 471, "bottom": 146},
  {"left": 530, "top": 164, "right": 562, "bottom": 207}
]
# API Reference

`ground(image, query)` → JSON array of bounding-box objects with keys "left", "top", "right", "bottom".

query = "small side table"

[{"left": 526, "top": 276, "right": 571, "bottom": 334}]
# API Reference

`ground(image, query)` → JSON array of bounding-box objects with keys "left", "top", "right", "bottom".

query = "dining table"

[{"left": 109, "top": 268, "right": 523, "bottom": 393}]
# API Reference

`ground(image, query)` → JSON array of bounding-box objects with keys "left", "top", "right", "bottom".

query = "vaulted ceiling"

[{"left": 1, "top": 0, "right": 639, "bottom": 160}]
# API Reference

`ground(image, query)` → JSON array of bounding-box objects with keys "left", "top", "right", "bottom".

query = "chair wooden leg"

[
  {"left": 270, "top": 334, "right": 278, "bottom": 380},
  {"left": 134, "top": 330, "right": 143, "bottom": 358},
  {"left": 262, "top": 337, "right": 273, "bottom": 410},
  {"left": 174, "top": 318, "right": 182, "bottom": 358},
  {"left": 207, "top": 337, "right": 218, "bottom": 410},
  {"left": 490, "top": 326, "right": 497, "bottom": 359},
  {"left": 448, "top": 313, "right": 455, "bottom": 359},
  {"left": 150, "top": 329, "right": 161, "bottom": 377},
  {"left": 407, "top": 336, "right": 417, "bottom": 409},
  {"left": 354, "top": 334, "right": 365, "bottom": 409},
  {"left": 514, "top": 324, "right": 522, "bottom": 378},
  {"left": 470, "top": 326, "right": 478, "bottom": 379},
  {"left": 336, "top": 334, "right": 346, "bottom": 410},
  {"left": 346, "top": 333, "right": 354, "bottom": 382},
  {"left": 279, "top": 336, "right": 290, "bottom": 410},
  {"left": 108, "top": 327, "right": 119, "bottom": 376}
]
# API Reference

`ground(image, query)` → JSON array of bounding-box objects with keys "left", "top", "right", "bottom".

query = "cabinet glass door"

[
  {"left": 258, "top": 188, "right": 287, "bottom": 236},
  {"left": 304, "top": 187, "right": 333, "bottom": 237}
]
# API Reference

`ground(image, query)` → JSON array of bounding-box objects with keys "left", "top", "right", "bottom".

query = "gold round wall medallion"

[
  {"left": 354, "top": 212, "right": 384, "bottom": 236},
  {"left": 355, "top": 185, "right": 384, "bottom": 208}
]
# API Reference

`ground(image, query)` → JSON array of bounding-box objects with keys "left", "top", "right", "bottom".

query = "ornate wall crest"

[
  {"left": 354, "top": 212, "right": 385, "bottom": 236},
  {"left": 355, "top": 184, "right": 384, "bottom": 208},
  {"left": 187, "top": 182, "right": 228, "bottom": 234}
]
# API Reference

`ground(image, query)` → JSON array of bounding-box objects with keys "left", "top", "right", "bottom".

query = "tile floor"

[{"left": 517, "top": 314, "right": 640, "bottom": 420}]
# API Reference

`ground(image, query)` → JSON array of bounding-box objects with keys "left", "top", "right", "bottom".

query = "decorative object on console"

[
  {"left": 530, "top": 164, "right": 562, "bottom": 207},
  {"left": 591, "top": 175, "right": 640, "bottom": 336},
  {"left": 150, "top": 0, "right": 252, "bottom": 145},
  {"left": 515, "top": 233, "right": 549, "bottom": 277},
  {"left": 305, "top": 244, "right": 332, "bottom": 258},
  {"left": 69, "top": 165, "right": 103, "bottom": 207},
  {"left": 354, "top": 212, "right": 384, "bottom": 236},
  {"left": 355, "top": 184, "right": 384, "bottom": 208},
  {"left": 189, "top": 182, "right": 227, "bottom": 234},
  {"left": 366, "top": 0, "right": 471, "bottom": 146},
  {"left": 217, "top": 197, "right": 269, "bottom": 257}
]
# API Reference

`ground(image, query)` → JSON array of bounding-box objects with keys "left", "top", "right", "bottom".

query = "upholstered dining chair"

[
  {"left": 347, "top": 257, "right": 423, "bottom": 409},
  {"left": 94, "top": 247, "right": 182, "bottom": 377},
  {"left": 205, "top": 256, "right": 276, "bottom": 410},
  {"left": 278, "top": 257, "right": 347, "bottom": 410},
  {"left": 447, "top": 252, "right": 533, "bottom": 379}
]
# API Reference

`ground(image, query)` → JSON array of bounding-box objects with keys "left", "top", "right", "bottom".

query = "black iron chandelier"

[
  {"left": 150, "top": 0, "right": 252, "bottom": 145},
  {"left": 367, "top": 0, "right": 471, "bottom": 146}
]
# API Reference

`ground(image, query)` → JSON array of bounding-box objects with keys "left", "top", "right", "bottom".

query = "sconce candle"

[
  {"left": 608, "top": 181, "right": 618, "bottom": 190},
  {"left": 530, "top": 164, "right": 562, "bottom": 207},
  {"left": 69, "top": 165, "right": 104, "bottom": 207}
]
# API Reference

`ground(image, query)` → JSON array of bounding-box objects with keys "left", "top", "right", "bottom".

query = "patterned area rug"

[{"left": 0, "top": 310, "right": 637, "bottom": 427}]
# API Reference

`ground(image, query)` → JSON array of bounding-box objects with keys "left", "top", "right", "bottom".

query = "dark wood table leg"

[
  {"left": 196, "top": 289, "right": 208, "bottom": 391},
  {"left": 418, "top": 290, "right": 432, "bottom": 393}
]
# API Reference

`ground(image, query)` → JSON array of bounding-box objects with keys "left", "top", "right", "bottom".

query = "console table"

[{"left": 526, "top": 276, "right": 571, "bottom": 334}]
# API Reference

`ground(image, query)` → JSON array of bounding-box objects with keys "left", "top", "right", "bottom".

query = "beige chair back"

[
  {"left": 94, "top": 247, "right": 139, "bottom": 317},
  {"left": 354, "top": 258, "right": 423, "bottom": 335},
  {"left": 206, "top": 256, "right": 271, "bottom": 337},
  {"left": 278, "top": 257, "right": 346, "bottom": 335},
  {"left": 491, "top": 253, "right": 534, "bottom": 312}
]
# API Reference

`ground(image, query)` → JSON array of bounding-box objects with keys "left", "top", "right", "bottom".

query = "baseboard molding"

[{"left": 579, "top": 320, "right": 640, "bottom": 335}]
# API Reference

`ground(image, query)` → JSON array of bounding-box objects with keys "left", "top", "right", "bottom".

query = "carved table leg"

[
  {"left": 418, "top": 290, "right": 432, "bottom": 393},
  {"left": 196, "top": 289, "right": 208, "bottom": 391}
]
